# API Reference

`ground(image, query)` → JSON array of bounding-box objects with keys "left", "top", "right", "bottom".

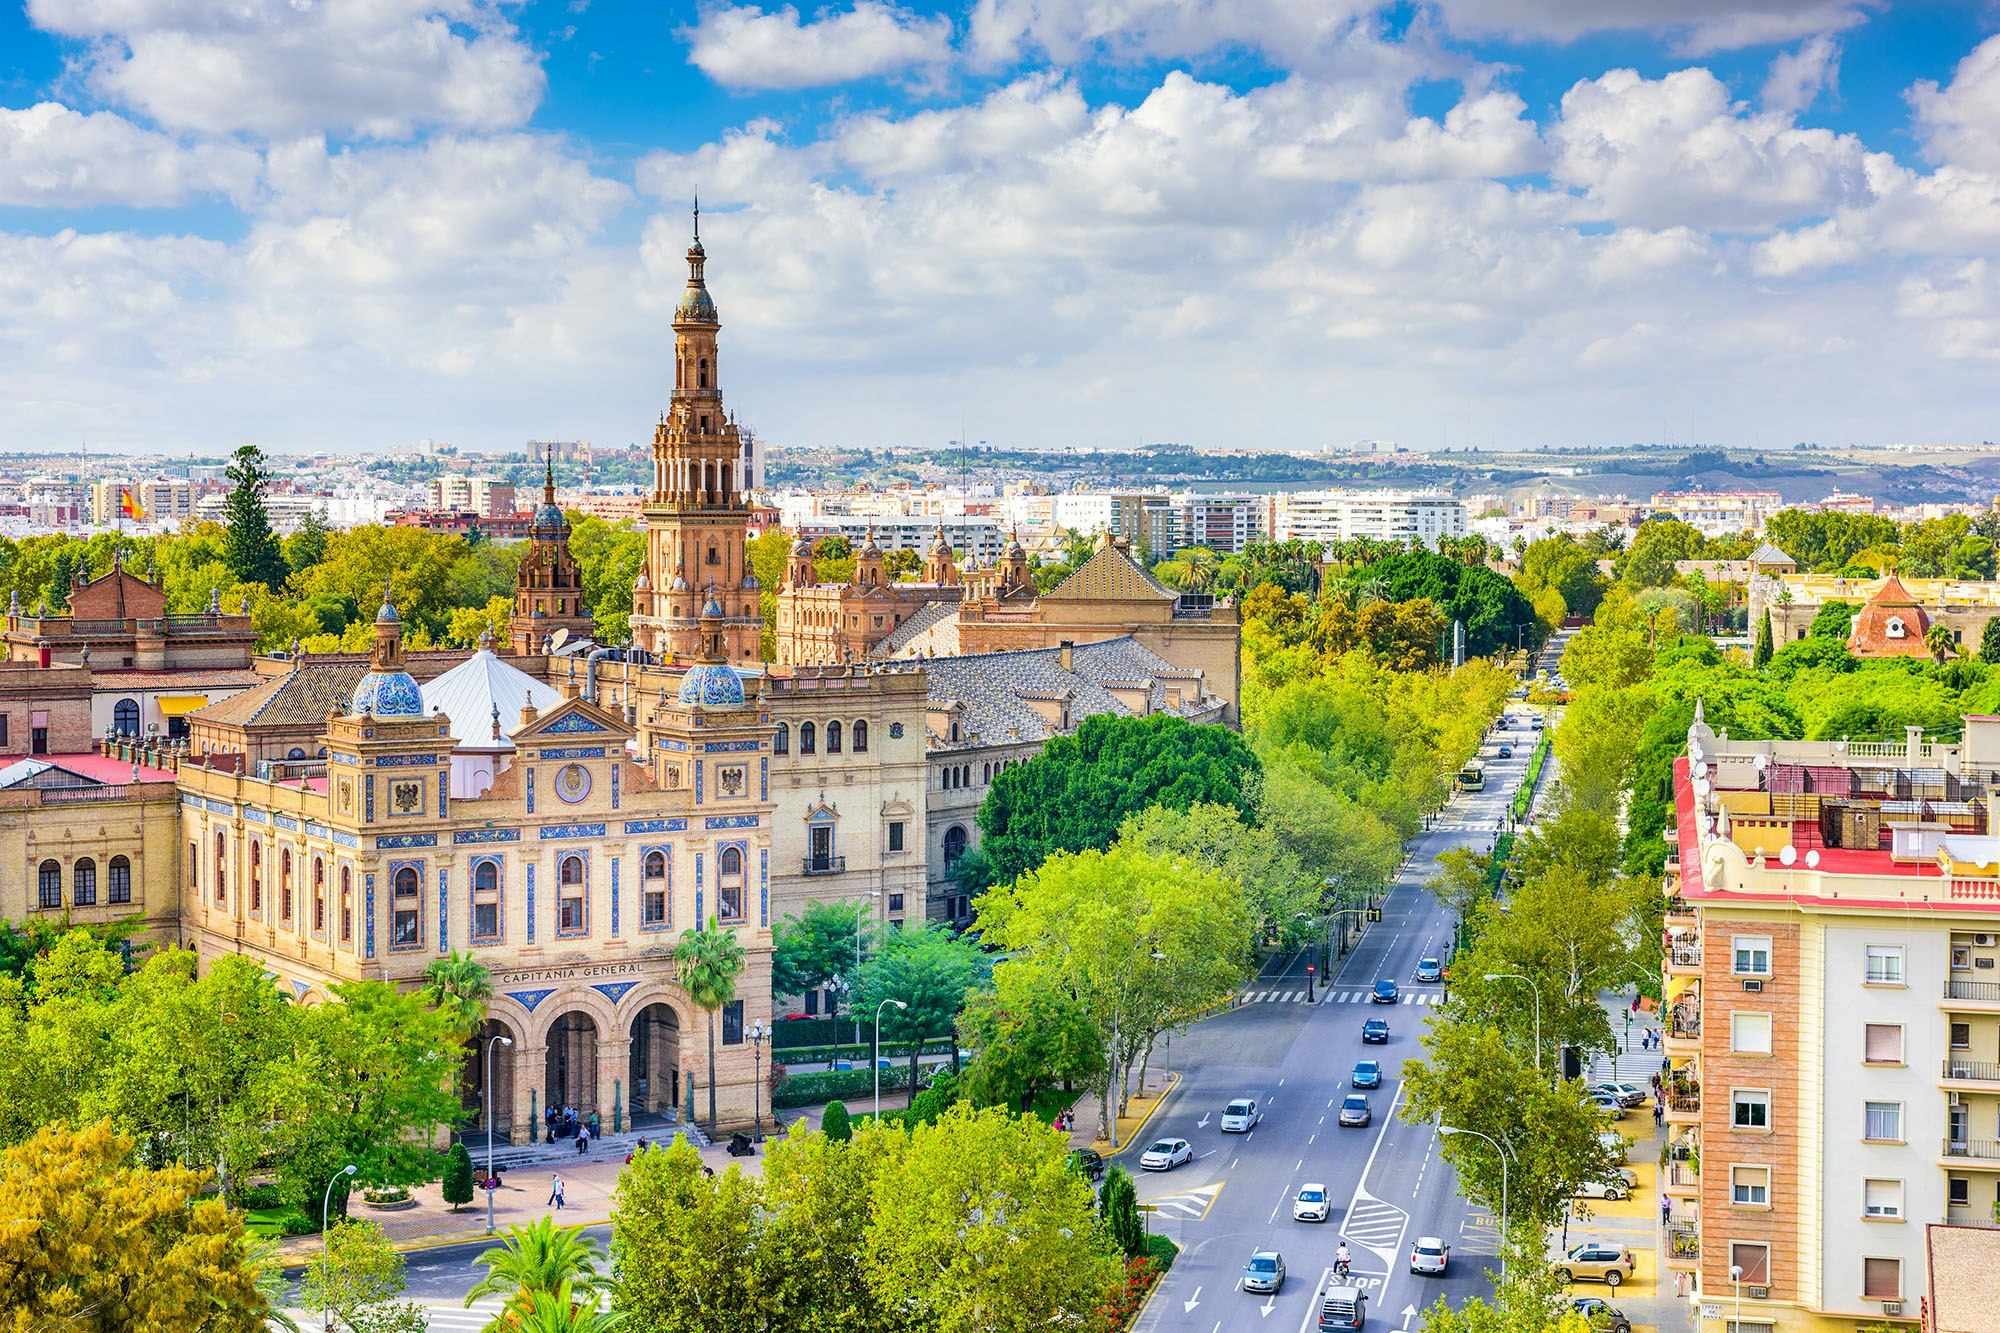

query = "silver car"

[
  {"left": 1575, "top": 1167, "right": 1639, "bottom": 1201},
  {"left": 1244, "top": 1251, "right": 1286, "bottom": 1294},
  {"left": 1338, "top": 1094, "right": 1372, "bottom": 1127}
]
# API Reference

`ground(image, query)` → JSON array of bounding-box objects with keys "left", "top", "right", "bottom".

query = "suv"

[
  {"left": 1222, "top": 1098, "right": 1262, "bottom": 1132},
  {"left": 1361, "top": 1019, "right": 1390, "bottom": 1044},
  {"left": 1317, "top": 1285, "right": 1368, "bottom": 1330},
  {"left": 1571, "top": 1297, "right": 1632, "bottom": 1332},
  {"left": 1372, "top": 979, "right": 1399, "bottom": 1003},
  {"left": 1066, "top": 1148, "right": 1105, "bottom": 1182},
  {"left": 1557, "top": 1242, "right": 1635, "bottom": 1287}
]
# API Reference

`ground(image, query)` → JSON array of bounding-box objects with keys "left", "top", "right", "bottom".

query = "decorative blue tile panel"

[
  {"left": 760, "top": 756, "right": 768, "bottom": 800},
  {"left": 610, "top": 856, "right": 620, "bottom": 936},
  {"left": 623, "top": 818, "right": 687, "bottom": 834},
  {"left": 275, "top": 813, "right": 300, "bottom": 831},
  {"left": 439, "top": 774, "right": 448, "bottom": 820},
  {"left": 364, "top": 774, "right": 375, "bottom": 822},
  {"left": 526, "top": 767, "right": 534, "bottom": 814},
  {"left": 505, "top": 988, "right": 557, "bottom": 1012},
  {"left": 611, "top": 763, "right": 619, "bottom": 811},
  {"left": 376, "top": 833, "right": 437, "bottom": 849},
  {"left": 454, "top": 828, "right": 520, "bottom": 844},
  {"left": 292, "top": 979, "right": 312, "bottom": 1000},
  {"left": 331, "top": 752, "right": 360, "bottom": 765},
  {"left": 544, "top": 713, "right": 609, "bottom": 734},
  {"left": 655, "top": 738, "right": 688, "bottom": 751},
  {"left": 703, "top": 740, "right": 763, "bottom": 752},
  {"left": 373, "top": 754, "right": 440, "bottom": 767},
  {"left": 695, "top": 761, "right": 703, "bottom": 804},
  {"left": 537, "top": 746, "right": 607, "bottom": 760},
  {"left": 202, "top": 796, "right": 234, "bottom": 815},
  {"left": 705, "top": 815, "right": 760, "bottom": 830},
  {"left": 305, "top": 821, "right": 328, "bottom": 839},
  {"left": 760, "top": 848, "right": 769, "bottom": 927},
  {"left": 590, "top": 980, "right": 640, "bottom": 1004},
  {"left": 539, "top": 823, "right": 607, "bottom": 840},
  {"left": 242, "top": 807, "right": 269, "bottom": 824},
  {"left": 438, "top": 868, "right": 449, "bottom": 953},
  {"left": 331, "top": 831, "right": 361, "bottom": 849},
  {"left": 364, "top": 875, "right": 376, "bottom": 959},
  {"left": 526, "top": 864, "right": 536, "bottom": 943}
]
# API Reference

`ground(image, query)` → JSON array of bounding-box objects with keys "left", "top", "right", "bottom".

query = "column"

[
  {"left": 510, "top": 1043, "right": 547, "bottom": 1146},
  {"left": 597, "top": 1035, "right": 633, "bottom": 1137}
]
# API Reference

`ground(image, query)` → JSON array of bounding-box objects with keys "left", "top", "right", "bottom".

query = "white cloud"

[
  {"left": 0, "top": 101, "right": 259, "bottom": 207},
  {"left": 683, "top": 3, "right": 953, "bottom": 90},
  {"left": 1910, "top": 34, "right": 2000, "bottom": 174},
  {"left": 24, "top": 0, "right": 545, "bottom": 139},
  {"left": 1430, "top": 0, "right": 1873, "bottom": 54},
  {"left": 1763, "top": 33, "right": 1840, "bottom": 116},
  {"left": 965, "top": 0, "right": 1380, "bottom": 66},
  {"left": 1551, "top": 67, "right": 1874, "bottom": 230}
]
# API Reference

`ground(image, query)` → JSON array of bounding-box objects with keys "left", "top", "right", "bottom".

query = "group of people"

[
  {"left": 1634, "top": 1027, "right": 1663, "bottom": 1051},
  {"left": 545, "top": 1104, "right": 600, "bottom": 1153}
]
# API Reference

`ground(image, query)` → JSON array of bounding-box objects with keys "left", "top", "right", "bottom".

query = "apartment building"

[
  {"left": 1649, "top": 490, "right": 1784, "bottom": 533},
  {"left": 1664, "top": 707, "right": 2000, "bottom": 1330},
  {"left": 87, "top": 479, "right": 195, "bottom": 527},
  {"left": 1273, "top": 488, "right": 1466, "bottom": 547},
  {"left": 430, "top": 475, "right": 517, "bottom": 518}
]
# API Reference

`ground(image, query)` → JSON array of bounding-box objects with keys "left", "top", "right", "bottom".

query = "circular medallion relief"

[{"left": 554, "top": 763, "right": 592, "bottom": 804}]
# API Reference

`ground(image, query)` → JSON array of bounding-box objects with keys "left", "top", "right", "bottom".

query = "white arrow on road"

[
  {"left": 1197, "top": 1112, "right": 1211, "bottom": 1129},
  {"left": 1401, "top": 1303, "right": 1418, "bottom": 1330},
  {"left": 1260, "top": 1295, "right": 1276, "bottom": 1318},
  {"left": 1183, "top": 1287, "right": 1201, "bottom": 1313}
]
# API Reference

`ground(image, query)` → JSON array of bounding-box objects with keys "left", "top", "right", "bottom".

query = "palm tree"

[
  {"left": 1927, "top": 621, "right": 1957, "bottom": 666},
  {"left": 486, "top": 1283, "right": 623, "bottom": 1333},
  {"left": 1182, "top": 547, "right": 1219, "bottom": 594},
  {"left": 423, "top": 950, "right": 494, "bottom": 1036},
  {"left": 465, "top": 1217, "right": 608, "bottom": 1309},
  {"left": 674, "top": 915, "right": 748, "bottom": 1136}
]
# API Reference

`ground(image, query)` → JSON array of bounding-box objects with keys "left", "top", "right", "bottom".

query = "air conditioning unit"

[
  {"left": 1977, "top": 935, "right": 1997, "bottom": 948},
  {"left": 1742, "top": 979, "right": 1764, "bottom": 992},
  {"left": 1750, "top": 1286, "right": 1770, "bottom": 1300},
  {"left": 1883, "top": 1300, "right": 1904, "bottom": 1316},
  {"left": 1952, "top": 1064, "right": 1974, "bottom": 1079}
]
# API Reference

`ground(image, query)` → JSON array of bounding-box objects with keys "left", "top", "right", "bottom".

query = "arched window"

[
  {"left": 248, "top": 841, "right": 262, "bottom": 913},
  {"left": 698, "top": 357, "right": 709, "bottom": 388},
  {"left": 72, "top": 858, "right": 97, "bottom": 907},
  {"left": 774, "top": 724, "right": 789, "bottom": 755},
  {"left": 287, "top": 747, "right": 306, "bottom": 760},
  {"left": 312, "top": 857, "right": 326, "bottom": 932},
  {"left": 720, "top": 846, "right": 742, "bottom": 876},
  {"left": 642, "top": 850, "right": 668, "bottom": 927},
  {"left": 707, "top": 545, "right": 719, "bottom": 566},
  {"left": 852, "top": 719, "right": 868, "bottom": 753},
  {"left": 943, "top": 826, "right": 968, "bottom": 867},
  {"left": 37, "top": 860, "right": 60, "bottom": 910},
  {"left": 827, "top": 721, "right": 842, "bottom": 754},
  {"left": 344, "top": 867, "right": 360, "bottom": 942},
  {"left": 112, "top": 698, "right": 139, "bottom": 736},
  {"left": 214, "top": 831, "right": 227, "bottom": 904},
  {"left": 278, "top": 848, "right": 292, "bottom": 921},
  {"left": 472, "top": 860, "right": 501, "bottom": 941},
  {"left": 560, "top": 856, "right": 584, "bottom": 886},
  {"left": 108, "top": 855, "right": 131, "bottom": 905},
  {"left": 391, "top": 865, "right": 420, "bottom": 947},
  {"left": 718, "top": 846, "right": 744, "bottom": 920},
  {"left": 800, "top": 722, "right": 816, "bottom": 755},
  {"left": 558, "top": 856, "right": 586, "bottom": 933},
  {"left": 475, "top": 861, "right": 499, "bottom": 892}
]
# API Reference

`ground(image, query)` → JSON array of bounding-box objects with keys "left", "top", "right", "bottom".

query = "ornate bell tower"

[{"left": 630, "top": 202, "right": 764, "bottom": 665}]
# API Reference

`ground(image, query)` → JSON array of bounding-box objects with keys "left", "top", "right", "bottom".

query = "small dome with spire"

[
  {"left": 861, "top": 530, "right": 883, "bottom": 558},
  {"left": 676, "top": 284, "right": 717, "bottom": 323},
  {"left": 791, "top": 535, "right": 815, "bottom": 557},
  {"left": 678, "top": 662, "right": 745, "bottom": 707},
  {"left": 930, "top": 526, "right": 950, "bottom": 556},
  {"left": 701, "top": 594, "right": 725, "bottom": 618}
]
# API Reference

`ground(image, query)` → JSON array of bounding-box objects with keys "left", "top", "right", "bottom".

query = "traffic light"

[{"left": 1367, "top": 906, "right": 1383, "bottom": 922}]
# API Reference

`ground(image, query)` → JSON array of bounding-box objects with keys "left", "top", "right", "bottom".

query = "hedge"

[
  {"left": 774, "top": 1064, "right": 912, "bottom": 1109},
  {"left": 772, "top": 1016, "right": 851, "bottom": 1049},
  {"left": 768, "top": 1039, "right": 956, "bottom": 1066},
  {"left": 1511, "top": 731, "right": 1552, "bottom": 821}
]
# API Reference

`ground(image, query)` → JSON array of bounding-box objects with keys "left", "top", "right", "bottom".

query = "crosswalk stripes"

[
  {"left": 1235, "top": 987, "right": 1447, "bottom": 1006},
  {"left": 275, "top": 1300, "right": 513, "bottom": 1332},
  {"left": 1138, "top": 1181, "right": 1225, "bottom": 1222},
  {"left": 1341, "top": 1193, "right": 1409, "bottom": 1260}
]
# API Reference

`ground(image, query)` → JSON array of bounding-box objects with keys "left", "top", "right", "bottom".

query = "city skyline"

[{"left": 1, "top": 3, "right": 1999, "bottom": 455}]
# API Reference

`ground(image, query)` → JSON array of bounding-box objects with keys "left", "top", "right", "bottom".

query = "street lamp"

[
  {"left": 851, "top": 891, "right": 881, "bottom": 1047},
  {"left": 749, "top": 1020, "right": 768, "bottom": 1140},
  {"left": 321, "top": 1164, "right": 358, "bottom": 1331},
  {"left": 484, "top": 1033, "right": 513, "bottom": 1235},
  {"left": 874, "top": 999, "right": 907, "bottom": 1121},
  {"left": 1484, "top": 972, "right": 1543, "bottom": 1072},
  {"left": 1438, "top": 1126, "right": 1512, "bottom": 1292},
  {"left": 1731, "top": 1263, "right": 1744, "bottom": 1332}
]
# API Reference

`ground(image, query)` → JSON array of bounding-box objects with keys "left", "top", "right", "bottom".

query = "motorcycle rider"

[{"left": 1334, "top": 1241, "right": 1351, "bottom": 1278}]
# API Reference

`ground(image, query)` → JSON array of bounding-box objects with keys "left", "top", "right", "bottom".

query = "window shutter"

[{"left": 1864, "top": 1024, "right": 1902, "bottom": 1063}]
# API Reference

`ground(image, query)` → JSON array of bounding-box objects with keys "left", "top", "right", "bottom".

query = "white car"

[
  {"left": 1293, "top": 1182, "right": 1330, "bottom": 1222},
  {"left": 1222, "top": 1098, "right": 1261, "bottom": 1132},
  {"left": 1575, "top": 1167, "right": 1639, "bottom": 1201},
  {"left": 1140, "top": 1138, "right": 1193, "bottom": 1171},
  {"left": 1410, "top": 1236, "right": 1450, "bottom": 1275}
]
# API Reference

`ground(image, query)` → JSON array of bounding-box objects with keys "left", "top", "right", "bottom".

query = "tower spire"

[
  {"left": 693, "top": 191, "right": 700, "bottom": 245},
  {"left": 544, "top": 441, "right": 555, "bottom": 504}
]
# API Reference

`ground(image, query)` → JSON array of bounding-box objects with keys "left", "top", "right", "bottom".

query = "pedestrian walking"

[
  {"left": 577, "top": 1124, "right": 590, "bottom": 1155},
  {"left": 548, "top": 1174, "right": 565, "bottom": 1209},
  {"left": 1660, "top": 1191, "right": 1672, "bottom": 1224},
  {"left": 1653, "top": 1100, "right": 1664, "bottom": 1130}
]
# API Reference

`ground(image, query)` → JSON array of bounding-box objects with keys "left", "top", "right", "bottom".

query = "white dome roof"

[{"left": 421, "top": 645, "right": 565, "bottom": 750}]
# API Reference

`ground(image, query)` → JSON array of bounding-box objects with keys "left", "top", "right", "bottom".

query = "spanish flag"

[{"left": 120, "top": 487, "right": 144, "bottom": 520}]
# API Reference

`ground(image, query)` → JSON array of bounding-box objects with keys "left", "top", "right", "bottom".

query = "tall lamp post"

[
  {"left": 1484, "top": 972, "right": 1543, "bottom": 1072},
  {"left": 321, "top": 1164, "right": 358, "bottom": 1332},
  {"left": 1438, "top": 1126, "right": 1511, "bottom": 1293},
  {"left": 749, "top": 1020, "right": 768, "bottom": 1140},
  {"left": 874, "top": 998, "right": 907, "bottom": 1121},
  {"left": 1731, "top": 1263, "right": 1744, "bottom": 1332},
  {"left": 850, "top": 890, "right": 881, "bottom": 1048},
  {"left": 484, "top": 1033, "right": 513, "bottom": 1235}
]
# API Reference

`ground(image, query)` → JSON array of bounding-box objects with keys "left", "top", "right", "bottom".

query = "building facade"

[
  {"left": 773, "top": 530, "right": 963, "bottom": 668},
  {"left": 1273, "top": 488, "right": 1467, "bottom": 547},
  {"left": 510, "top": 457, "right": 596, "bottom": 655}
]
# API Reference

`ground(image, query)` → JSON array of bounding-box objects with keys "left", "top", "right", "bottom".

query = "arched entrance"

[
  {"left": 544, "top": 1011, "right": 599, "bottom": 1119},
  {"left": 461, "top": 1018, "right": 518, "bottom": 1140},
  {"left": 629, "top": 1003, "right": 682, "bottom": 1125}
]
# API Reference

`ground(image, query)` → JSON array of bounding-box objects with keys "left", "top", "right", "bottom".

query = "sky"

[{"left": 1, "top": 1, "right": 1999, "bottom": 457}]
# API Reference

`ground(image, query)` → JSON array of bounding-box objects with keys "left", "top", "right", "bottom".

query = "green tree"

[
  {"left": 1808, "top": 599, "right": 1857, "bottom": 639},
  {"left": 959, "top": 967, "right": 1106, "bottom": 1112},
  {"left": 1927, "top": 620, "right": 1957, "bottom": 665},
  {"left": 298, "top": 1218, "right": 426, "bottom": 1333},
  {"left": 222, "top": 445, "right": 291, "bottom": 590},
  {"left": 1427, "top": 846, "right": 1496, "bottom": 928},
  {"left": 1557, "top": 626, "right": 1654, "bottom": 691},
  {"left": 465, "top": 1216, "right": 609, "bottom": 1308},
  {"left": 882, "top": 547, "right": 920, "bottom": 580},
  {"left": 420, "top": 951, "right": 494, "bottom": 1038},
  {"left": 567, "top": 516, "right": 645, "bottom": 645},
  {"left": 1097, "top": 1164, "right": 1145, "bottom": 1257},
  {"left": 441, "top": 1142, "right": 475, "bottom": 1213},
  {"left": 497, "top": 1283, "right": 626, "bottom": 1333},
  {"left": 1754, "top": 611, "right": 1774, "bottom": 667},
  {"left": 973, "top": 713, "right": 1261, "bottom": 889},
  {"left": 854, "top": 923, "right": 990, "bottom": 1091},
  {"left": 757, "top": 1122, "right": 901, "bottom": 1329},
  {"left": 771, "top": 900, "right": 873, "bottom": 1031},
  {"left": 821, "top": 1101, "right": 852, "bottom": 1143},
  {"left": 673, "top": 917, "right": 748, "bottom": 1136},
  {"left": 1513, "top": 535, "right": 1606, "bottom": 619},
  {"left": 1117, "top": 802, "right": 1318, "bottom": 947},
  {"left": 285, "top": 506, "right": 332, "bottom": 574},
  {"left": 1981, "top": 617, "right": 2000, "bottom": 665},
  {"left": 610, "top": 1138, "right": 766, "bottom": 1332},
  {"left": 1614, "top": 518, "right": 1703, "bottom": 588},
  {"left": 45, "top": 548, "right": 77, "bottom": 611},
  {"left": 0, "top": 1120, "right": 269, "bottom": 1331}
]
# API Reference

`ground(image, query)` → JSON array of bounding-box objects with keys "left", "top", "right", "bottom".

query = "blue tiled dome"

[
  {"left": 678, "top": 662, "right": 745, "bottom": 707},
  {"left": 676, "top": 285, "right": 717, "bottom": 321},
  {"left": 533, "top": 502, "right": 564, "bottom": 532},
  {"left": 352, "top": 669, "right": 423, "bottom": 717},
  {"left": 701, "top": 595, "right": 725, "bottom": 617}
]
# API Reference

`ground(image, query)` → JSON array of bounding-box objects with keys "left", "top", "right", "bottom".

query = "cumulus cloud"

[
  {"left": 1910, "top": 34, "right": 2000, "bottom": 174},
  {"left": 0, "top": 102, "right": 258, "bottom": 207},
  {"left": 1551, "top": 67, "right": 1874, "bottom": 230},
  {"left": 1431, "top": 0, "right": 1874, "bottom": 54},
  {"left": 683, "top": 3, "right": 953, "bottom": 90},
  {"left": 1763, "top": 34, "right": 1840, "bottom": 116},
  {"left": 965, "top": 0, "right": 1380, "bottom": 67},
  {"left": 24, "top": 0, "right": 545, "bottom": 139}
]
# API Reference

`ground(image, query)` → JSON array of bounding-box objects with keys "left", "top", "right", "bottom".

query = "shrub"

[
  {"left": 907, "top": 1089, "right": 945, "bottom": 1126},
  {"left": 237, "top": 1183, "right": 284, "bottom": 1211},
  {"left": 774, "top": 1065, "right": 912, "bottom": 1108},
  {"left": 822, "top": 1101, "right": 852, "bottom": 1142},
  {"left": 1097, "top": 1256, "right": 1160, "bottom": 1328},
  {"left": 441, "top": 1142, "right": 475, "bottom": 1212},
  {"left": 280, "top": 1209, "right": 317, "bottom": 1237},
  {"left": 1144, "top": 1233, "right": 1178, "bottom": 1269}
]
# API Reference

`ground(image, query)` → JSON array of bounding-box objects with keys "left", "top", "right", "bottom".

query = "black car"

[
  {"left": 1372, "top": 979, "right": 1399, "bottom": 1003},
  {"left": 1067, "top": 1148, "right": 1105, "bottom": 1182},
  {"left": 1362, "top": 1019, "right": 1390, "bottom": 1043},
  {"left": 1571, "top": 1297, "right": 1631, "bottom": 1333}
]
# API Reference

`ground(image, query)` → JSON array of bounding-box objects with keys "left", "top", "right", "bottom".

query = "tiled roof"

[
  {"left": 193, "top": 663, "right": 368, "bottom": 728},
  {"left": 88, "top": 669, "right": 263, "bottom": 688},
  {"left": 869, "top": 601, "right": 959, "bottom": 659},
  {"left": 1930, "top": 1223, "right": 2000, "bottom": 1333},
  {"left": 1748, "top": 542, "right": 1793, "bottom": 566},
  {"left": 1041, "top": 542, "right": 1176, "bottom": 603},
  {"left": 921, "top": 636, "right": 1216, "bottom": 748}
]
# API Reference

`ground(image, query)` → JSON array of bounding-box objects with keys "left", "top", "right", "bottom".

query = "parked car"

[
  {"left": 1140, "top": 1138, "right": 1192, "bottom": 1171},
  {"left": 1361, "top": 1019, "right": 1390, "bottom": 1044},
  {"left": 1495, "top": 716, "right": 1510, "bottom": 728},
  {"left": 1556, "top": 1242, "right": 1635, "bottom": 1287},
  {"left": 1338, "top": 1094, "right": 1373, "bottom": 1127},
  {"left": 1243, "top": 1251, "right": 1286, "bottom": 1294},
  {"left": 1573, "top": 1167, "right": 1638, "bottom": 1201},
  {"left": 1222, "top": 1098, "right": 1262, "bottom": 1132},
  {"left": 1409, "top": 1236, "right": 1449, "bottom": 1275},
  {"left": 1292, "top": 1182, "right": 1330, "bottom": 1222},
  {"left": 1351, "top": 1060, "right": 1383, "bottom": 1089},
  {"left": 1586, "top": 1092, "right": 1628, "bottom": 1120},
  {"left": 1597, "top": 1130, "right": 1631, "bottom": 1163},
  {"left": 1531, "top": 717, "right": 1545, "bottom": 729},
  {"left": 1372, "top": 978, "right": 1400, "bottom": 1003},
  {"left": 1067, "top": 1148, "right": 1105, "bottom": 1182},
  {"left": 1415, "top": 958, "right": 1443, "bottom": 983},
  {"left": 1571, "top": 1297, "right": 1633, "bottom": 1332},
  {"left": 1589, "top": 1082, "right": 1649, "bottom": 1108}
]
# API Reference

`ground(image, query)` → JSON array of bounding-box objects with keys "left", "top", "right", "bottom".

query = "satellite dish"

[
  {"left": 549, "top": 628, "right": 571, "bottom": 652},
  {"left": 1754, "top": 754, "right": 1769, "bottom": 771},
  {"left": 1780, "top": 845, "right": 1797, "bottom": 866},
  {"left": 1805, "top": 850, "right": 1821, "bottom": 869}
]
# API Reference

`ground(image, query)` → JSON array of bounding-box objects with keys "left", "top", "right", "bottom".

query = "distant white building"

[{"left": 1274, "top": 489, "right": 1466, "bottom": 547}]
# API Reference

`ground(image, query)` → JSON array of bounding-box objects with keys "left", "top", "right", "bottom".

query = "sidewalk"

[{"left": 1075, "top": 1067, "right": 1178, "bottom": 1155}]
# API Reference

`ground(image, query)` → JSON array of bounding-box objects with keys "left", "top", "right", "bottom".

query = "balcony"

[
  {"left": 1664, "top": 1221, "right": 1700, "bottom": 1269},
  {"left": 1667, "top": 939, "right": 1704, "bottom": 976},
  {"left": 1942, "top": 1137, "right": 2000, "bottom": 1169},
  {"left": 1665, "top": 895, "right": 1696, "bottom": 926},
  {"left": 1664, "top": 1086, "right": 1702, "bottom": 1123},
  {"left": 1943, "top": 979, "right": 2000, "bottom": 1012},
  {"left": 1665, "top": 1008, "right": 1702, "bottom": 1051},
  {"left": 1665, "top": 1156, "right": 1701, "bottom": 1196},
  {"left": 1942, "top": 1059, "right": 2000, "bottom": 1091},
  {"left": 1946, "top": 1207, "right": 2000, "bottom": 1228},
  {"left": 802, "top": 856, "right": 848, "bottom": 877}
]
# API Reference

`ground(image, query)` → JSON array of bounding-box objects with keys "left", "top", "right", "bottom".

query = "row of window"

[
  {"left": 34, "top": 857, "right": 134, "bottom": 909},
  {"left": 1710, "top": 1241, "right": 1902, "bottom": 1304},
  {"left": 773, "top": 720, "right": 867, "bottom": 756},
  {"left": 941, "top": 756, "right": 1022, "bottom": 792},
  {"left": 1728, "top": 937, "right": 1906, "bottom": 985}
]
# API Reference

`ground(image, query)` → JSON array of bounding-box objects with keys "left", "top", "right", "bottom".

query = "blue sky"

[{"left": 1, "top": 1, "right": 1999, "bottom": 456}]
